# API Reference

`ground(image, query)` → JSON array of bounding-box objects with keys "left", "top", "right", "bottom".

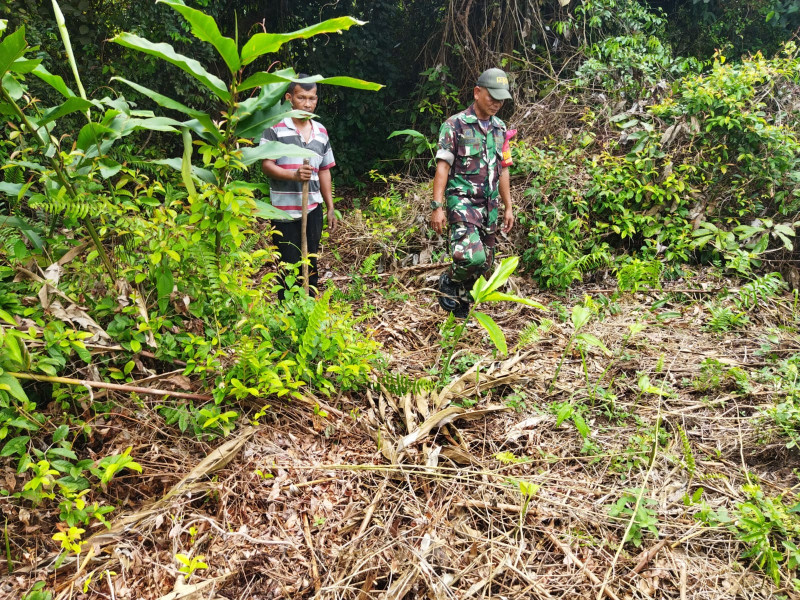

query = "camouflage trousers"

[{"left": 448, "top": 222, "right": 496, "bottom": 284}]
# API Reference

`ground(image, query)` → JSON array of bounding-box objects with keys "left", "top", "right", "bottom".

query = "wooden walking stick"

[{"left": 300, "top": 158, "right": 310, "bottom": 294}]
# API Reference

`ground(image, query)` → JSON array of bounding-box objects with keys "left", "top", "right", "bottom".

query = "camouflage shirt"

[{"left": 436, "top": 104, "right": 507, "bottom": 233}]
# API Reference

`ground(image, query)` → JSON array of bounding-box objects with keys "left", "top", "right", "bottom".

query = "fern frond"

[
  {"left": 377, "top": 372, "right": 436, "bottom": 396},
  {"left": 676, "top": 425, "right": 696, "bottom": 477},
  {"left": 737, "top": 272, "right": 787, "bottom": 310},
  {"left": 195, "top": 240, "right": 221, "bottom": 295},
  {"left": 360, "top": 252, "right": 382, "bottom": 277},
  {"left": 299, "top": 288, "right": 332, "bottom": 362}
]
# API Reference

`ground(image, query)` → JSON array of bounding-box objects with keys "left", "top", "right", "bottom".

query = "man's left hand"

[
  {"left": 327, "top": 208, "right": 338, "bottom": 233},
  {"left": 502, "top": 207, "right": 515, "bottom": 233}
]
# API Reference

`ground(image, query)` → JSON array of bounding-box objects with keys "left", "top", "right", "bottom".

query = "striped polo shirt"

[{"left": 260, "top": 118, "right": 335, "bottom": 219}]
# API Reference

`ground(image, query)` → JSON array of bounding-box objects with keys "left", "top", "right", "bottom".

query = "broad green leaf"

[
  {"left": 241, "top": 17, "right": 366, "bottom": 66},
  {"left": 254, "top": 200, "right": 292, "bottom": 221},
  {"left": 477, "top": 256, "right": 520, "bottom": 301},
  {"left": 473, "top": 310, "right": 508, "bottom": 355},
  {"left": 0, "top": 435, "right": 29, "bottom": 457},
  {"left": 0, "top": 182, "right": 23, "bottom": 197},
  {"left": 152, "top": 158, "right": 216, "bottom": 184},
  {"left": 388, "top": 129, "right": 427, "bottom": 140},
  {"left": 481, "top": 291, "right": 545, "bottom": 309},
  {"left": 240, "top": 140, "right": 315, "bottom": 166},
  {"left": 573, "top": 412, "right": 590, "bottom": 438},
  {"left": 776, "top": 232, "right": 794, "bottom": 251},
  {"left": 31, "top": 64, "right": 75, "bottom": 98},
  {"left": 76, "top": 122, "right": 116, "bottom": 152},
  {"left": 52, "top": 424, "right": 69, "bottom": 443},
  {"left": 575, "top": 333, "right": 612, "bottom": 356},
  {"left": 157, "top": 0, "right": 240, "bottom": 74},
  {"left": 156, "top": 265, "right": 174, "bottom": 313},
  {"left": 0, "top": 27, "right": 26, "bottom": 78},
  {"left": 98, "top": 158, "right": 122, "bottom": 179},
  {"left": 0, "top": 373, "right": 27, "bottom": 402},
  {"left": 235, "top": 107, "right": 312, "bottom": 140},
  {"left": 180, "top": 127, "right": 197, "bottom": 199},
  {"left": 317, "top": 76, "right": 382, "bottom": 91},
  {"left": 124, "top": 116, "right": 182, "bottom": 133},
  {"left": 238, "top": 71, "right": 319, "bottom": 92},
  {"left": 47, "top": 446, "right": 77, "bottom": 460},
  {"left": 1, "top": 73, "right": 23, "bottom": 99},
  {"left": 774, "top": 223, "right": 796, "bottom": 237},
  {"left": 3, "top": 333, "right": 23, "bottom": 365},
  {"left": 0, "top": 215, "right": 42, "bottom": 250},
  {"left": 112, "top": 77, "right": 222, "bottom": 141},
  {"left": 35, "top": 97, "right": 94, "bottom": 127},
  {"left": 228, "top": 181, "right": 270, "bottom": 195},
  {"left": 571, "top": 305, "right": 592, "bottom": 331},
  {"left": 0, "top": 308, "right": 16, "bottom": 325},
  {"left": 111, "top": 33, "right": 230, "bottom": 101},
  {"left": 239, "top": 71, "right": 382, "bottom": 92},
  {"left": 555, "top": 403, "right": 572, "bottom": 427},
  {"left": 11, "top": 57, "right": 40, "bottom": 73}
]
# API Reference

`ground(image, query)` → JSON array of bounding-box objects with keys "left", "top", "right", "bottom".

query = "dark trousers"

[{"left": 271, "top": 205, "right": 323, "bottom": 298}]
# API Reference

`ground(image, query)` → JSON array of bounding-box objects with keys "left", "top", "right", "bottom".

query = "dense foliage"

[{"left": 3, "top": 0, "right": 800, "bottom": 596}]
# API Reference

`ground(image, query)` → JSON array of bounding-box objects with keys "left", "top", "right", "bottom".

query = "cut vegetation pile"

[{"left": 7, "top": 239, "right": 800, "bottom": 599}]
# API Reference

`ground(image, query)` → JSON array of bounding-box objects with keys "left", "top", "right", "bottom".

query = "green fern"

[
  {"left": 705, "top": 303, "right": 749, "bottom": 333},
  {"left": 736, "top": 272, "right": 787, "bottom": 311},
  {"left": 0, "top": 227, "right": 24, "bottom": 256},
  {"left": 676, "top": 425, "right": 696, "bottom": 477},
  {"left": 359, "top": 252, "right": 382, "bottom": 278},
  {"left": 616, "top": 258, "right": 663, "bottom": 292},
  {"left": 515, "top": 318, "right": 555, "bottom": 351},
  {"left": 377, "top": 372, "right": 436, "bottom": 396},
  {"left": 3, "top": 165, "right": 24, "bottom": 184},
  {"left": 195, "top": 241, "right": 221, "bottom": 295},
  {"left": 299, "top": 288, "right": 333, "bottom": 363}
]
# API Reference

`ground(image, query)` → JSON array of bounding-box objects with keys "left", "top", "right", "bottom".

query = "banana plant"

[
  {"left": 440, "top": 256, "right": 545, "bottom": 384},
  {"left": 110, "top": 0, "right": 382, "bottom": 256}
]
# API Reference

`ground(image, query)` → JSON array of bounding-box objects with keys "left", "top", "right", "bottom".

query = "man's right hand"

[
  {"left": 430, "top": 207, "right": 446, "bottom": 235},
  {"left": 294, "top": 164, "right": 313, "bottom": 181}
]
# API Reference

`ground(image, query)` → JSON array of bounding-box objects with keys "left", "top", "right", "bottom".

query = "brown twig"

[
  {"left": 8, "top": 372, "right": 211, "bottom": 401},
  {"left": 302, "top": 512, "right": 321, "bottom": 594}
]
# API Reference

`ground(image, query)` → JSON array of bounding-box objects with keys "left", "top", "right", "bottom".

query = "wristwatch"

[{"left": 430, "top": 200, "right": 443, "bottom": 210}]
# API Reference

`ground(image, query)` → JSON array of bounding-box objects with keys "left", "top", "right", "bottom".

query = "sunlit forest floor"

[{"left": 9, "top": 216, "right": 800, "bottom": 599}]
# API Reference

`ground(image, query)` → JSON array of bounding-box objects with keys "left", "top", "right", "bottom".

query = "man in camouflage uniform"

[{"left": 431, "top": 68, "right": 515, "bottom": 317}]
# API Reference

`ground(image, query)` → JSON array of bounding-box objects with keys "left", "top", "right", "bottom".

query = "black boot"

[{"left": 438, "top": 272, "right": 460, "bottom": 314}]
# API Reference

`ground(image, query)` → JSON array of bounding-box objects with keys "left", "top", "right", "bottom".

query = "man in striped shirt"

[{"left": 261, "top": 76, "right": 337, "bottom": 298}]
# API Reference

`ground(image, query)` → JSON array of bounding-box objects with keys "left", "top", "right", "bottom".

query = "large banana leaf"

[
  {"left": 111, "top": 77, "right": 222, "bottom": 141},
  {"left": 254, "top": 200, "right": 292, "bottom": 221},
  {"left": 240, "top": 141, "right": 315, "bottom": 166},
  {"left": 10, "top": 57, "right": 40, "bottom": 74},
  {"left": 112, "top": 32, "right": 230, "bottom": 102},
  {"left": 31, "top": 64, "right": 74, "bottom": 98},
  {"left": 241, "top": 17, "right": 366, "bottom": 66},
  {"left": 157, "top": 0, "right": 240, "bottom": 75},
  {"left": 35, "top": 97, "right": 95, "bottom": 126},
  {"left": 153, "top": 158, "right": 216, "bottom": 184},
  {"left": 0, "top": 26, "right": 26, "bottom": 78},
  {"left": 239, "top": 72, "right": 382, "bottom": 92},
  {"left": 235, "top": 108, "right": 312, "bottom": 141},
  {"left": 76, "top": 122, "right": 116, "bottom": 152}
]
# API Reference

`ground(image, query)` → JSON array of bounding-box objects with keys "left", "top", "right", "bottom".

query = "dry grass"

[{"left": 6, "top": 214, "right": 800, "bottom": 600}]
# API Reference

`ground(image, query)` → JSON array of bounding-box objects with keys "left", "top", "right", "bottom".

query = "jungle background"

[{"left": 3, "top": 0, "right": 800, "bottom": 598}]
